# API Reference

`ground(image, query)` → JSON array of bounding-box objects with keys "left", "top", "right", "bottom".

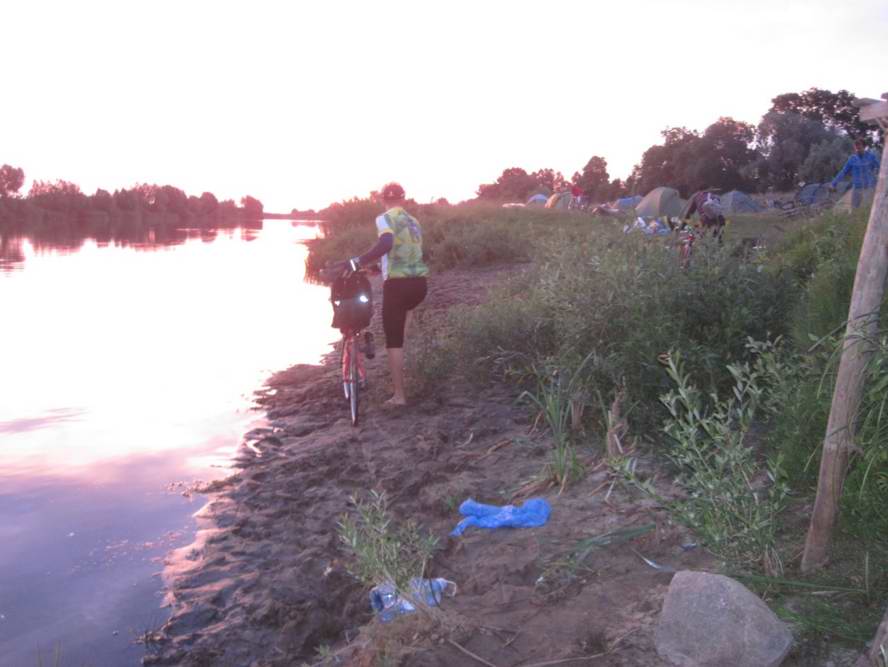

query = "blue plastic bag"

[{"left": 450, "top": 497, "right": 551, "bottom": 536}]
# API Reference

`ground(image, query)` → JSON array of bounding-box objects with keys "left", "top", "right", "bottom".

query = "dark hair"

[
  {"left": 381, "top": 182, "right": 405, "bottom": 202},
  {"left": 854, "top": 139, "right": 866, "bottom": 149}
]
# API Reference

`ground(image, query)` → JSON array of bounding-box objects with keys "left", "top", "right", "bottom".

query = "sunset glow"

[
  {"left": 3, "top": 0, "right": 886, "bottom": 211},
  {"left": 0, "top": 224, "right": 336, "bottom": 476}
]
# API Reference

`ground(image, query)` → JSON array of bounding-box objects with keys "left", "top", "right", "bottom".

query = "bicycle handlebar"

[{"left": 319, "top": 258, "right": 364, "bottom": 284}]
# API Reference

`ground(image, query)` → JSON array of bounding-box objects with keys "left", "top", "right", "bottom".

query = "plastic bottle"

[{"left": 369, "top": 578, "right": 456, "bottom": 622}]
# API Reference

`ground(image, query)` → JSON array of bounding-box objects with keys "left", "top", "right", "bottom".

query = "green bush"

[
  {"left": 338, "top": 491, "right": 438, "bottom": 594},
  {"left": 620, "top": 349, "right": 789, "bottom": 573},
  {"left": 766, "top": 333, "right": 888, "bottom": 538},
  {"left": 769, "top": 212, "right": 868, "bottom": 345},
  {"left": 436, "top": 229, "right": 793, "bottom": 434},
  {"left": 305, "top": 200, "right": 609, "bottom": 278},
  {"left": 764, "top": 209, "right": 888, "bottom": 537}
]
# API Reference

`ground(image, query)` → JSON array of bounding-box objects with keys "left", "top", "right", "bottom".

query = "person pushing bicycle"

[{"left": 342, "top": 182, "right": 428, "bottom": 407}]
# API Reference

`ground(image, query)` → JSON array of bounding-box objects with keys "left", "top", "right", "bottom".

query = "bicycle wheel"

[
  {"left": 341, "top": 337, "right": 351, "bottom": 400},
  {"left": 348, "top": 336, "right": 360, "bottom": 426}
]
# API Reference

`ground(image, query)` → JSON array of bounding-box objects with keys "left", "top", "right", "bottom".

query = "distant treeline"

[
  {"left": 475, "top": 87, "right": 885, "bottom": 203},
  {"left": 0, "top": 168, "right": 265, "bottom": 232}
]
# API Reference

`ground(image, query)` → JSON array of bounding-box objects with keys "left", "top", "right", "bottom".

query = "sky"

[{"left": 3, "top": 0, "right": 886, "bottom": 212}]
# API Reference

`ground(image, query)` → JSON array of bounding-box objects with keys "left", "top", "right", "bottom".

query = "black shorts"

[{"left": 382, "top": 277, "right": 428, "bottom": 348}]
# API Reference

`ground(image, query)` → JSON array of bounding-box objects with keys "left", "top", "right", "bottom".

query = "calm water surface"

[{"left": 0, "top": 222, "right": 336, "bottom": 666}]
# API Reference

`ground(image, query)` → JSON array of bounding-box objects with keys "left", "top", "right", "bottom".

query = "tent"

[
  {"left": 545, "top": 192, "right": 573, "bottom": 210},
  {"left": 636, "top": 187, "right": 685, "bottom": 218},
  {"left": 721, "top": 190, "right": 763, "bottom": 214},
  {"left": 613, "top": 195, "right": 642, "bottom": 210},
  {"left": 834, "top": 188, "right": 875, "bottom": 213},
  {"left": 797, "top": 183, "right": 830, "bottom": 206},
  {"left": 526, "top": 193, "right": 548, "bottom": 206}
]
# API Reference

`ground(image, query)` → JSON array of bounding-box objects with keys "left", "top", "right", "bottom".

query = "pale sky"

[{"left": 3, "top": 0, "right": 886, "bottom": 212}]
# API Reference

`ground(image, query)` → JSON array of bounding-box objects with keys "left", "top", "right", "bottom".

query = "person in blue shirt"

[{"left": 830, "top": 139, "right": 881, "bottom": 208}]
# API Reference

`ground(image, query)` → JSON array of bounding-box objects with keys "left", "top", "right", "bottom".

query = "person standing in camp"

[
  {"left": 570, "top": 183, "right": 584, "bottom": 210},
  {"left": 683, "top": 190, "right": 725, "bottom": 242},
  {"left": 345, "top": 182, "right": 428, "bottom": 406},
  {"left": 829, "top": 139, "right": 880, "bottom": 209}
]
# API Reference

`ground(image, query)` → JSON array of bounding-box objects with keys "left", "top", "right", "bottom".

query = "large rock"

[{"left": 655, "top": 570, "right": 793, "bottom": 667}]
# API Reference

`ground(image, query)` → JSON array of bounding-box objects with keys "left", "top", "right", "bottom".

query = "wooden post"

[
  {"left": 801, "top": 93, "right": 888, "bottom": 573},
  {"left": 856, "top": 605, "right": 888, "bottom": 666}
]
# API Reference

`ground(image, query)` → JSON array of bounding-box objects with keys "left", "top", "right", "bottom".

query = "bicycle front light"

[{"left": 358, "top": 294, "right": 369, "bottom": 303}]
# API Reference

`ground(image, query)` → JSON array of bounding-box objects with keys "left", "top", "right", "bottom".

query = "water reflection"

[
  {"left": 0, "top": 219, "right": 263, "bottom": 272},
  {"left": 0, "top": 221, "right": 337, "bottom": 665}
]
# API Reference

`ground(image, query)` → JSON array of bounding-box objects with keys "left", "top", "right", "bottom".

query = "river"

[{"left": 0, "top": 222, "right": 336, "bottom": 666}]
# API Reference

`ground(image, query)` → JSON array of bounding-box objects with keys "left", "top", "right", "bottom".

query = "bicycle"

[
  {"left": 321, "top": 260, "right": 375, "bottom": 426},
  {"left": 677, "top": 225, "right": 696, "bottom": 269}
]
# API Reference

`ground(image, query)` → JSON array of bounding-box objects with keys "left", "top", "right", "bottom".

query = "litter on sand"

[
  {"left": 370, "top": 577, "right": 457, "bottom": 622},
  {"left": 450, "top": 498, "right": 551, "bottom": 537}
]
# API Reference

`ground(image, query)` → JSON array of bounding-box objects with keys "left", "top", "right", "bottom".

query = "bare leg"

[
  {"left": 386, "top": 347, "right": 407, "bottom": 405},
  {"left": 404, "top": 311, "right": 414, "bottom": 343}
]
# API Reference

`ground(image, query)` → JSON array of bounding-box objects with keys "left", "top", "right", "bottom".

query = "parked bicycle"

[{"left": 321, "top": 259, "right": 375, "bottom": 426}]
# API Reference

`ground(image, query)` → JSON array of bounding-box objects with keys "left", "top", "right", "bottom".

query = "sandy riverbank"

[{"left": 145, "top": 264, "right": 710, "bottom": 667}]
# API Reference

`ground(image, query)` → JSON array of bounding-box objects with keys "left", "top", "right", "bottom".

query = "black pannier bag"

[{"left": 330, "top": 272, "right": 373, "bottom": 332}]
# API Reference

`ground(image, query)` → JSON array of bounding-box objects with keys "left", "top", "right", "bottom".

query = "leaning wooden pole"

[
  {"left": 855, "top": 605, "right": 888, "bottom": 666},
  {"left": 801, "top": 93, "right": 888, "bottom": 573}
]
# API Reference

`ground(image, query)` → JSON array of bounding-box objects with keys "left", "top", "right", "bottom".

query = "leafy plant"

[
  {"left": 659, "top": 350, "right": 788, "bottom": 572},
  {"left": 429, "top": 228, "right": 793, "bottom": 439},
  {"left": 619, "top": 347, "right": 789, "bottom": 573},
  {"left": 767, "top": 329, "right": 888, "bottom": 537},
  {"left": 338, "top": 491, "right": 438, "bottom": 606}
]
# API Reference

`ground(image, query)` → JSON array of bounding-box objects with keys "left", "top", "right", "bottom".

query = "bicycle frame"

[{"left": 323, "top": 262, "right": 372, "bottom": 427}]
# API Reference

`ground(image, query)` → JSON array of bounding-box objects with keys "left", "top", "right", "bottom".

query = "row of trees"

[
  {"left": 477, "top": 88, "right": 884, "bottom": 203},
  {"left": 0, "top": 167, "right": 264, "bottom": 226}
]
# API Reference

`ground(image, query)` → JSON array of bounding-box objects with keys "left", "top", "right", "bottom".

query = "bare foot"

[{"left": 383, "top": 396, "right": 407, "bottom": 408}]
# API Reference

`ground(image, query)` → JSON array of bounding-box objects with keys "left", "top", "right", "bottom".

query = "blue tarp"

[
  {"left": 526, "top": 193, "right": 549, "bottom": 205},
  {"left": 615, "top": 195, "right": 642, "bottom": 210},
  {"left": 450, "top": 498, "right": 551, "bottom": 536}
]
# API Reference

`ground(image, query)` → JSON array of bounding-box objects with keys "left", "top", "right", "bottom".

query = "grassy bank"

[
  {"left": 307, "top": 199, "right": 888, "bottom": 658},
  {"left": 304, "top": 200, "right": 617, "bottom": 277}
]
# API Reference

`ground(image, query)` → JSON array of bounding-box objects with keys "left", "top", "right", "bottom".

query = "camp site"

[{"left": 2, "top": 3, "right": 887, "bottom": 666}]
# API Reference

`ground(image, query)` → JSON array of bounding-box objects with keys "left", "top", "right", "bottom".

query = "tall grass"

[
  {"left": 304, "top": 199, "right": 598, "bottom": 277},
  {"left": 765, "top": 209, "right": 888, "bottom": 537},
  {"left": 518, "top": 353, "right": 596, "bottom": 492},
  {"left": 439, "top": 228, "right": 793, "bottom": 435}
]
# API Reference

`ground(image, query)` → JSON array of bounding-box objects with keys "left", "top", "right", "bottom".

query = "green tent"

[
  {"left": 721, "top": 190, "right": 763, "bottom": 214},
  {"left": 545, "top": 192, "right": 573, "bottom": 210},
  {"left": 636, "top": 186, "right": 685, "bottom": 218}
]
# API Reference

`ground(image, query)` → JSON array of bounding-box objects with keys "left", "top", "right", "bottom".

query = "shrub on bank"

[
  {"left": 443, "top": 229, "right": 793, "bottom": 433},
  {"left": 764, "top": 208, "right": 888, "bottom": 538},
  {"left": 305, "top": 201, "right": 599, "bottom": 277},
  {"left": 768, "top": 210, "right": 870, "bottom": 346}
]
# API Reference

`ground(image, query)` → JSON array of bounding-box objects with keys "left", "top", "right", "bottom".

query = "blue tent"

[
  {"left": 614, "top": 195, "right": 642, "bottom": 210},
  {"left": 526, "top": 193, "right": 548, "bottom": 206},
  {"left": 797, "top": 183, "right": 830, "bottom": 206}
]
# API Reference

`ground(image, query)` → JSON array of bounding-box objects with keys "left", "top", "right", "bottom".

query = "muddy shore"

[{"left": 146, "top": 264, "right": 711, "bottom": 667}]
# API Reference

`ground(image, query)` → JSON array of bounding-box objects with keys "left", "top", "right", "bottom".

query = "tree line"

[
  {"left": 476, "top": 87, "right": 884, "bottom": 203},
  {"left": 0, "top": 166, "right": 264, "bottom": 228}
]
